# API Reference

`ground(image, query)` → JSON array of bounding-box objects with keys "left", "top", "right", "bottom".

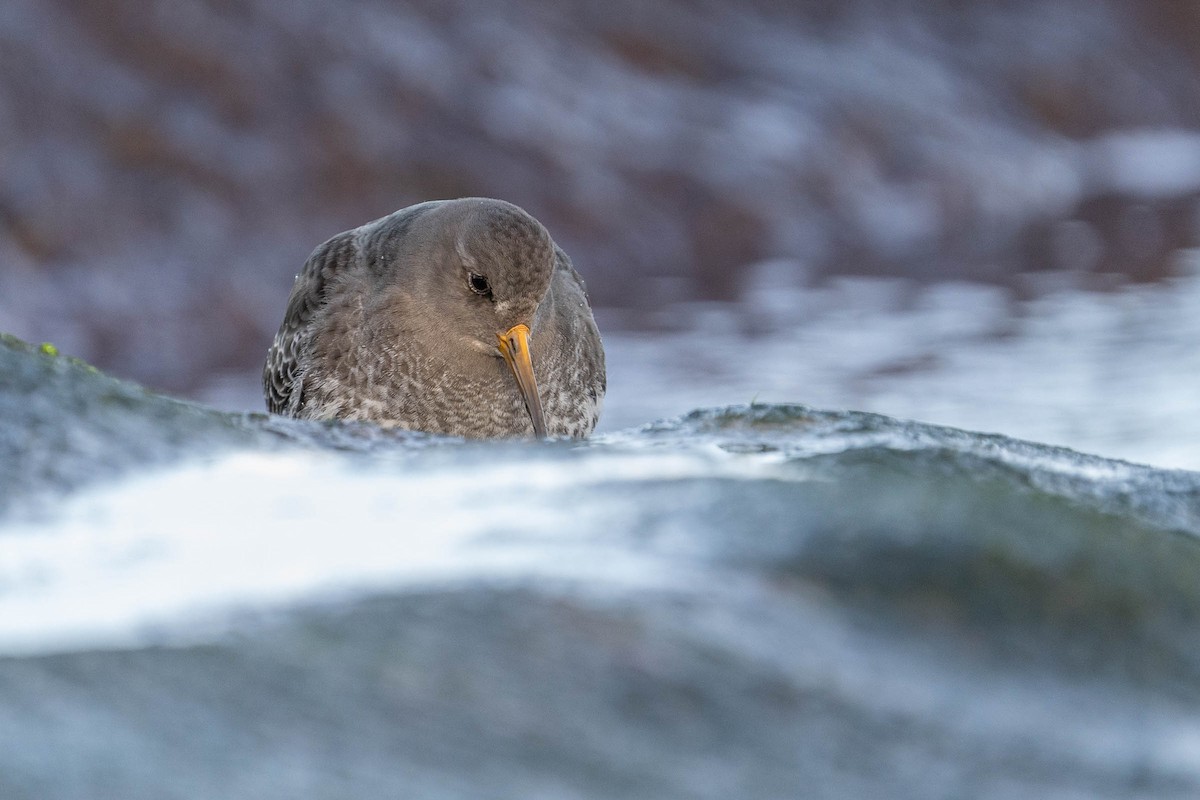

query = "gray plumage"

[{"left": 263, "top": 198, "right": 605, "bottom": 438}]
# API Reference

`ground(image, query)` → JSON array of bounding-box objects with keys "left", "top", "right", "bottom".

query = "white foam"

[{"left": 0, "top": 449, "right": 777, "bottom": 657}]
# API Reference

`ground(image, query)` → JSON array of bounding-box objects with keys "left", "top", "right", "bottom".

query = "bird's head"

[{"left": 371, "top": 198, "right": 557, "bottom": 437}]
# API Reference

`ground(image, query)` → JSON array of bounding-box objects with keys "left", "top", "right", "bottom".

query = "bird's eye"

[{"left": 468, "top": 272, "right": 492, "bottom": 296}]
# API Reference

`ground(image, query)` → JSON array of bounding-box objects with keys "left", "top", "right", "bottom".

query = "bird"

[{"left": 263, "top": 198, "right": 605, "bottom": 439}]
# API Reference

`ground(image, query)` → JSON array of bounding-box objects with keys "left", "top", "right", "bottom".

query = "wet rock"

[{"left": 2, "top": 336, "right": 1199, "bottom": 798}]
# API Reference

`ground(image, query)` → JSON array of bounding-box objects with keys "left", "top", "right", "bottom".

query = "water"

[
  {"left": 2, "top": 333, "right": 1199, "bottom": 799},
  {"left": 598, "top": 266, "right": 1200, "bottom": 471}
]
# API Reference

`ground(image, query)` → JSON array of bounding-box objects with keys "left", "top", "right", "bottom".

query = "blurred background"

[{"left": 1, "top": 0, "right": 1198, "bottom": 466}]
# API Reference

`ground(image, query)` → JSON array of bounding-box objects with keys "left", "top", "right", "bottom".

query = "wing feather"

[{"left": 262, "top": 231, "right": 359, "bottom": 415}]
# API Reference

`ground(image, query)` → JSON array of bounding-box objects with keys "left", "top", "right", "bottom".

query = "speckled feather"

[{"left": 263, "top": 198, "right": 605, "bottom": 438}]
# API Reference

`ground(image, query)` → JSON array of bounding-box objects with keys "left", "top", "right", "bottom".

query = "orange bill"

[{"left": 497, "top": 323, "right": 547, "bottom": 438}]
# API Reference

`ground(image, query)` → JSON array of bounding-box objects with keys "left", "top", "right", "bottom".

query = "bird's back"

[{"left": 263, "top": 203, "right": 438, "bottom": 416}]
